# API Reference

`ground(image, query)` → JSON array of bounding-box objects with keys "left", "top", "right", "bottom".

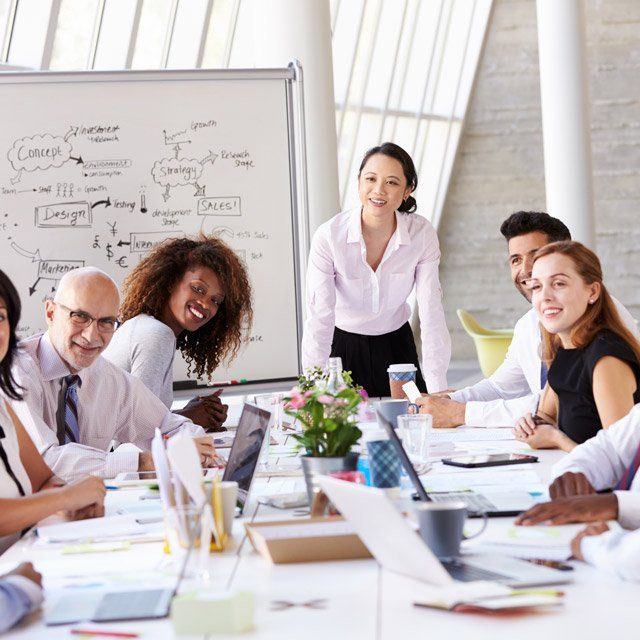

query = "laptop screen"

[{"left": 222, "top": 403, "right": 270, "bottom": 509}]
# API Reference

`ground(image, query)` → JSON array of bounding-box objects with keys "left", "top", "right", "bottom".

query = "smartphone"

[{"left": 441, "top": 453, "right": 539, "bottom": 468}]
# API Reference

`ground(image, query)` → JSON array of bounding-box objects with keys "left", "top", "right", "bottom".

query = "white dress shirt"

[
  {"left": 301, "top": 208, "right": 451, "bottom": 392},
  {"left": 580, "top": 525, "right": 640, "bottom": 581},
  {"left": 0, "top": 400, "right": 32, "bottom": 554},
  {"left": 552, "top": 403, "right": 640, "bottom": 529},
  {"left": 450, "top": 298, "right": 639, "bottom": 427},
  {"left": 9, "top": 332, "right": 203, "bottom": 481}
]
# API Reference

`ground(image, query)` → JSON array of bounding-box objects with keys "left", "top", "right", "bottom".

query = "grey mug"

[
  {"left": 375, "top": 399, "right": 419, "bottom": 429},
  {"left": 415, "top": 501, "right": 488, "bottom": 559}
]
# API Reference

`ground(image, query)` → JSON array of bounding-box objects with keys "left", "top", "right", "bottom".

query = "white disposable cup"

[{"left": 219, "top": 481, "right": 238, "bottom": 537}]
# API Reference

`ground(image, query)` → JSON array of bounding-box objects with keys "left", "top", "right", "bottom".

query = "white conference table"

[{"left": 3, "top": 425, "right": 639, "bottom": 639}]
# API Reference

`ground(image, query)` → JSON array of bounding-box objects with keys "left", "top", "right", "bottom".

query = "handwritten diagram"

[{"left": 0, "top": 71, "right": 300, "bottom": 384}]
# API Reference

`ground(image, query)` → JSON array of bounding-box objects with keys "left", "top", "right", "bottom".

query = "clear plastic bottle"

[{"left": 326, "top": 357, "right": 346, "bottom": 393}]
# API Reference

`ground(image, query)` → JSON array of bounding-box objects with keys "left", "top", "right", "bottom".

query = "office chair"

[{"left": 456, "top": 309, "right": 513, "bottom": 378}]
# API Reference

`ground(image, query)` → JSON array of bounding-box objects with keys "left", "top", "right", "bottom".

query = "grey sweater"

[{"left": 103, "top": 314, "right": 176, "bottom": 409}]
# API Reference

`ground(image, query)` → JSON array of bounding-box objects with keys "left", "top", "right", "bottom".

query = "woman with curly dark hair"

[{"left": 103, "top": 235, "right": 253, "bottom": 430}]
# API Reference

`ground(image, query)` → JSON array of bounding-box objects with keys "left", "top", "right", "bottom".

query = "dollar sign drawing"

[{"left": 106, "top": 244, "right": 113, "bottom": 261}]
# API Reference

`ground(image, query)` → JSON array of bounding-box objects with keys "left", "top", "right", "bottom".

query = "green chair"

[{"left": 456, "top": 309, "right": 514, "bottom": 378}]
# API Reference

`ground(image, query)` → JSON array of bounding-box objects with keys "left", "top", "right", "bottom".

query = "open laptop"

[
  {"left": 380, "top": 414, "right": 539, "bottom": 517},
  {"left": 319, "top": 476, "right": 570, "bottom": 588},
  {"left": 46, "top": 507, "right": 199, "bottom": 625},
  {"left": 222, "top": 402, "right": 271, "bottom": 513}
]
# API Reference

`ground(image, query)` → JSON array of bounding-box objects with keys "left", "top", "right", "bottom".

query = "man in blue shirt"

[{"left": 0, "top": 562, "right": 43, "bottom": 632}]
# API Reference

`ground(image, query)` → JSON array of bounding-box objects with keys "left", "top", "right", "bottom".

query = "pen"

[
  {"left": 105, "top": 485, "right": 119, "bottom": 490},
  {"left": 70, "top": 629, "right": 139, "bottom": 638},
  {"left": 521, "top": 557, "right": 574, "bottom": 571},
  {"left": 511, "top": 589, "right": 565, "bottom": 597}
]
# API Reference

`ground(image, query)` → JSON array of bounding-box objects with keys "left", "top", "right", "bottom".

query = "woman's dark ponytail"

[{"left": 397, "top": 195, "right": 417, "bottom": 213}]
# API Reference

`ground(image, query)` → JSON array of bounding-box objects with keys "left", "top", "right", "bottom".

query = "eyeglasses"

[{"left": 54, "top": 302, "right": 120, "bottom": 334}]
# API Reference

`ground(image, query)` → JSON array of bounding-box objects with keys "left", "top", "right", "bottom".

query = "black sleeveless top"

[{"left": 548, "top": 330, "right": 640, "bottom": 444}]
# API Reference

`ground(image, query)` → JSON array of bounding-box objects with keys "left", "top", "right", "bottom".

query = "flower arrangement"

[
  {"left": 294, "top": 366, "right": 362, "bottom": 393},
  {"left": 284, "top": 373, "right": 367, "bottom": 458}
]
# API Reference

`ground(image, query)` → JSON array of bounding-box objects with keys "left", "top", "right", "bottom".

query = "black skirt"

[{"left": 330, "top": 322, "right": 427, "bottom": 397}]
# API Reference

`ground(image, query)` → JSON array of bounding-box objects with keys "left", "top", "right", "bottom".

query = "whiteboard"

[{"left": 0, "top": 69, "right": 304, "bottom": 385}]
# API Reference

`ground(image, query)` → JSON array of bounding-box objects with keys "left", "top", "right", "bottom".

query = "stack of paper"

[
  {"left": 422, "top": 469, "right": 543, "bottom": 492},
  {"left": 429, "top": 428, "right": 515, "bottom": 443},
  {"left": 36, "top": 515, "right": 162, "bottom": 544},
  {"left": 469, "top": 524, "right": 585, "bottom": 560}
]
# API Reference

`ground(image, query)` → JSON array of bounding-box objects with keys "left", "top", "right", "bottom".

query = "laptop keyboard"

[
  {"left": 441, "top": 560, "right": 510, "bottom": 583},
  {"left": 428, "top": 491, "right": 495, "bottom": 513},
  {"left": 93, "top": 589, "right": 171, "bottom": 621}
]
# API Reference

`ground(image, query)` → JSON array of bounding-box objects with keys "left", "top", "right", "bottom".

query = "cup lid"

[{"left": 387, "top": 363, "right": 417, "bottom": 373}]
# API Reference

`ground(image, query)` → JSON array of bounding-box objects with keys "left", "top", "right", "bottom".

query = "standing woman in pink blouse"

[{"left": 301, "top": 142, "right": 451, "bottom": 396}]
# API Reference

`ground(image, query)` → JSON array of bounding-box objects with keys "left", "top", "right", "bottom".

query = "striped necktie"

[
  {"left": 617, "top": 442, "right": 640, "bottom": 491},
  {"left": 540, "top": 361, "right": 548, "bottom": 389},
  {"left": 55, "top": 375, "right": 81, "bottom": 444}
]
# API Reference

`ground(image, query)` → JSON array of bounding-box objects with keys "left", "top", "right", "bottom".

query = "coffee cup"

[
  {"left": 387, "top": 364, "right": 417, "bottom": 399},
  {"left": 375, "top": 399, "right": 418, "bottom": 430},
  {"left": 367, "top": 439, "right": 401, "bottom": 488},
  {"left": 415, "top": 501, "right": 488, "bottom": 559}
]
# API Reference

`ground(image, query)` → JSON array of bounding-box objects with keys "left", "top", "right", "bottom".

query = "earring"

[{"left": 589, "top": 299, "right": 595, "bottom": 304}]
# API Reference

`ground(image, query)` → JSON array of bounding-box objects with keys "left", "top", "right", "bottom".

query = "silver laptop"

[
  {"left": 380, "top": 414, "right": 538, "bottom": 517},
  {"left": 46, "top": 508, "right": 198, "bottom": 625},
  {"left": 318, "top": 476, "right": 570, "bottom": 588},
  {"left": 222, "top": 402, "right": 271, "bottom": 513}
]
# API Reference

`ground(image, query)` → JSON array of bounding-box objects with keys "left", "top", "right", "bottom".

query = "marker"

[
  {"left": 105, "top": 485, "right": 119, "bottom": 490},
  {"left": 211, "top": 378, "right": 248, "bottom": 386},
  {"left": 70, "top": 632, "right": 138, "bottom": 639}
]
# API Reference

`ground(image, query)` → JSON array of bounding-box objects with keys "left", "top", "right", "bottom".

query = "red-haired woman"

[{"left": 514, "top": 241, "right": 640, "bottom": 451}]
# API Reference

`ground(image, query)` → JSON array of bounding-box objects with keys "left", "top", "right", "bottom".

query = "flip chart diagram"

[{"left": 0, "top": 69, "right": 304, "bottom": 384}]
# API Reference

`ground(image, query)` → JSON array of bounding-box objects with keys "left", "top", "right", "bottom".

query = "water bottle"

[{"left": 326, "top": 357, "right": 346, "bottom": 393}]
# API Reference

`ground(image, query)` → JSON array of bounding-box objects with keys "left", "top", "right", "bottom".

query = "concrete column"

[
  {"left": 251, "top": 0, "right": 340, "bottom": 236},
  {"left": 536, "top": 0, "right": 595, "bottom": 246}
]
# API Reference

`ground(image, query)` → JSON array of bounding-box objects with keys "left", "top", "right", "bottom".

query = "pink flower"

[
  {"left": 316, "top": 394, "right": 333, "bottom": 404},
  {"left": 358, "top": 388, "right": 369, "bottom": 400},
  {"left": 285, "top": 394, "right": 305, "bottom": 409},
  {"left": 304, "top": 390, "right": 315, "bottom": 397}
]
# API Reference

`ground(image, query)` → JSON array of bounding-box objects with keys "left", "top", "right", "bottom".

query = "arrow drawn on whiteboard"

[
  {"left": 11, "top": 242, "right": 41, "bottom": 263},
  {"left": 64, "top": 126, "right": 78, "bottom": 142},
  {"left": 69, "top": 155, "right": 84, "bottom": 165},
  {"left": 199, "top": 151, "right": 217, "bottom": 166},
  {"left": 29, "top": 278, "right": 41, "bottom": 296},
  {"left": 162, "top": 185, "right": 171, "bottom": 202},
  {"left": 173, "top": 144, "right": 181, "bottom": 159},
  {"left": 91, "top": 197, "right": 112, "bottom": 209},
  {"left": 10, "top": 170, "right": 22, "bottom": 185}
]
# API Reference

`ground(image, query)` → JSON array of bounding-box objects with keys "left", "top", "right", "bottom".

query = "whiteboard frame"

[{"left": 0, "top": 65, "right": 308, "bottom": 388}]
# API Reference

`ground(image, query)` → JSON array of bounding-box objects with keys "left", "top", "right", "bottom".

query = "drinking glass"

[{"left": 397, "top": 413, "right": 432, "bottom": 462}]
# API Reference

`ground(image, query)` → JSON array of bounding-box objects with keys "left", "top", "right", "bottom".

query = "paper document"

[
  {"left": 422, "top": 469, "right": 542, "bottom": 492},
  {"left": 36, "top": 515, "right": 151, "bottom": 543},
  {"left": 470, "top": 524, "right": 585, "bottom": 560},
  {"left": 429, "top": 428, "right": 515, "bottom": 442}
]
